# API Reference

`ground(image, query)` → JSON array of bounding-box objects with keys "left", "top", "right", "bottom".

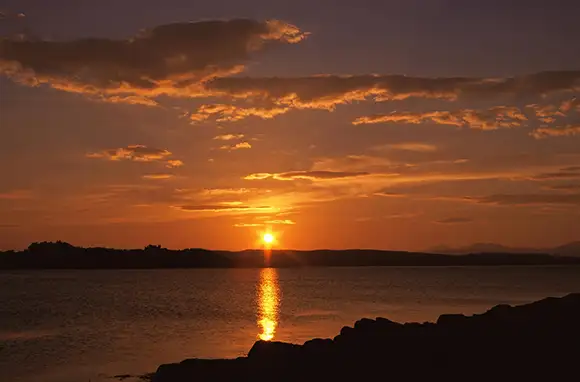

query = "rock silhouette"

[{"left": 152, "top": 293, "right": 580, "bottom": 381}]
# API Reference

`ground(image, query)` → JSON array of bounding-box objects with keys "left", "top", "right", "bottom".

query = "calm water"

[{"left": 1, "top": 266, "right": 580, "bottom": 382}]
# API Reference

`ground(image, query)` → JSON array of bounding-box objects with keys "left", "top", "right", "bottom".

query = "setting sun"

[{"left": 263, "top": 233, "right": 275, "bottom": 244}]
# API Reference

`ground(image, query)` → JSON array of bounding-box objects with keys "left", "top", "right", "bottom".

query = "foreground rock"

[{"left": 153, "top": 293, "right": 580, "bottom": 381}]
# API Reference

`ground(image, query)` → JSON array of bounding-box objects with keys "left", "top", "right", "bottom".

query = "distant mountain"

[
  {"left": 554, "top": 241, "right": 580, "bottom": 257},
  {"left": 429, "top": 241, "right": 580, "bottom": 257},
  {"left": 1, "top": 241, "right": 580, "bottom": 269}
]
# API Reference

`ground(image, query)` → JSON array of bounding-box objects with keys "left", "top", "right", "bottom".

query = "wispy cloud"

[
  {"left": 142, "top": 173, "right": 174, "bottom": 180},
  {"left": 220, "top": 142, "right": 252, "bottom": 150},
  {"left": 466, "top": 193, "right": 580, "bottom": 206},
  {"left": 244, "top": 170, "right": 370, "bottom": 181},
  {"left": 233, "top": 223, "right": 264, "bottom": 227},
  {"left": 87, "top": 145, "right": 184, "bottom": 168},
  {"left": 177, "top": 204, "right": 275, "bottom": 212},
  {"left": 213, "top": 134, "right": 245, "bottom": 141},
  {"left": 0, "top": 190, "right": 32, "bottom": 200},
  {"left": 378, "top": 143, "right": 438, "bottom": 152},
  {"left": 264, "top": 219, "right": 295, "bottom": 225},
  {"left": 233, "top": 218, "right": 295, "bottom": 227},
  {"left": 531, "top": 125, "right": 580, "bottom": 139},
  {"left": 435, "top": 217, "right": 473, "bottom": 224},
  {"left": 544, "top": 184, "right": 580, "bottom": 192},
  {"left": 191, "top": 104, "right": 289, "bottom": 122},
  {"left": 529, "top": 167, "right": 580, "bottom": 180},
  {"left": 354, "top": 106, "right": 528, "bottom": 130}
]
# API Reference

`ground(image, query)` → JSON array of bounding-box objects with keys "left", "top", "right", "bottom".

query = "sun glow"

[{"left": 263, "top": 233, "right": 275, "bottom": 244}]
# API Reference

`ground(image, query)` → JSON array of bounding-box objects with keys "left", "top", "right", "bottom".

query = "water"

[{"left": 1, "top": 266, "right": 579, "bottom": 382}]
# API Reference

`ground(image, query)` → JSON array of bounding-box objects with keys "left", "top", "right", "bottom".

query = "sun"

[{"left": 263, "top": 233, "right": 275, "bottom": 244}]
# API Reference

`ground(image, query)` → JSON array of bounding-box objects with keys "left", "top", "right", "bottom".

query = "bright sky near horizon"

[{"left": 0, "top": 0, "right": 579, "bottom": 251}]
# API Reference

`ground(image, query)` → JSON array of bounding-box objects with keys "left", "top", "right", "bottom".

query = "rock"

[
  {"left": 353, "top": 317, "right": 375, "bottom": 331},
  {"left": 152, "top": 358, "right": 246, "bottom": 382},
  {"left": 152, "top": 293, "right": 580, "bottom": 382},
  {"left": 436, "top": 313, "right": 469, "bottom": 326},
  {"left": 248, "top": 340, "right": 301, "bottom": 362},
  {"left": 339, "top": 325, "right": 354, "bottom": 336}
]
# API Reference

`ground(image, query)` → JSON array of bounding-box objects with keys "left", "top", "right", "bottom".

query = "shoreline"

[{"left": 152, "top": 293, "right": 580, "bottom": 381}]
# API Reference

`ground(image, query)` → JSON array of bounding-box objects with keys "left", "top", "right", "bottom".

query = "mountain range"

[{"left": 429, "top": 241, "right": 580, "bottom": 257}]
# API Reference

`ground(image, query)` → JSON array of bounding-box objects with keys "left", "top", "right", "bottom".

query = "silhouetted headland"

[
  {"left": 152, "top": 293, "right": 580, "bottom": 381},
  {"left": 1, "top": 241, "right": 579, "bottom": 269}
]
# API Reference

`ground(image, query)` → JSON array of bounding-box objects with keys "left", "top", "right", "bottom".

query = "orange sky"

[{"left": 0, "top": 1, "right": 579, "bottom": 250}]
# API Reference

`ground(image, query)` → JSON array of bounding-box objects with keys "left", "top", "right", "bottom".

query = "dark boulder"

[
  {"left": 152, "top": 293, "right": 580, "bottom": 382},
  {"left": 248, "top": 340, "right": 301, "bottom": 363}
]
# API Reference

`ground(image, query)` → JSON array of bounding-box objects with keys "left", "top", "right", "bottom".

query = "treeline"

[{"left": 1, "top": 241, "right": 579, "bottom": 269}]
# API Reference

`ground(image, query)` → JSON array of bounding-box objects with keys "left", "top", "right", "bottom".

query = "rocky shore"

[{"left": 152, "top": 293, "right": 580, "bottom": 381}]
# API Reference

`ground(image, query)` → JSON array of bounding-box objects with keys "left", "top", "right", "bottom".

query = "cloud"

[
  {"left": 354, "top": 106, "right": 528, "bottom": 130},
  {"left": 381, "top": 143, "right": 438, "bottom": 152},
  {"left": 87, "top": 145, "right": 171, "bottom": 162},
  {"left": 264, "top": 219, "right": 296, "bottom": 225},
  {"left": 312, "top": 155, "right": 393, "bottom": 172},
  {"left": 0, "top": 19, "right": 307, "bottom": 103},
  {"left": 177, "top": 204, "right": 274, "bottom": 212},
  {"left": 531, "top": 125, "right": 580, "bottom": 139},
  {"left": 234, "top": 223, "right": 264, "bottom": 227},
  {"left": 0, "top": 10, "right": 25, "bottom": 20},
  {"left": 206, "top": 71, "right": 580, "bottom": 114},
  {"left": 526, "top": 97, "right": 577, "bottom": 122},
  {"left": 87, "top": 145, "right": 184, "bottom": 167},
  {"left": 373, "top": 191, "right": 406, "bottom": 197},
  {"left": 545, "top": 184, "right": 580, "bottom": 192},
  {"left": 191, "top": 104, "right": 289, "bottom": 122},
  {"left": 166, "top": 159, "right": 184, "bottom": 168},
  {"left": 142, "top": 173, "right": 174, "bottom": 180},
  {"left": 213, "top": 133, "right": 245, "bottom": 141},
  {"left": 529, "top": 167, "right": 580, "bottom": 180},
  {"left": 220, "top": 141, "right": 252, "bottom": 150},
  {"left": 244, "top": 170, "right": 370, "bottom": 181},
  {"left": 0, "top": 190, "right": 32, "bottom": 200},
  {"left": 435, "top": 217, "right": 473, "bottom": 224},
  {"left": 200, "top": 188, "right": 257, "bottom": 196},
  {"left": 243, "top": 173, "right": 273, "bottom": 180},
  {"left": 467, "top": 193, "right": 580, "bottom": 206},
  {"left": 101, "top": 95, "right": 160, "bottom": 107}
]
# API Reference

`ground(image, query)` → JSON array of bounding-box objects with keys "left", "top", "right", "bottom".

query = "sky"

[{"left": 0, "top": 0, "right": 579, "bottom": 251}]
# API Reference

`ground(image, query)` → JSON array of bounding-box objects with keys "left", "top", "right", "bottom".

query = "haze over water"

[{"left": 1, "top": 266, "right": 579, "bottom": 382}]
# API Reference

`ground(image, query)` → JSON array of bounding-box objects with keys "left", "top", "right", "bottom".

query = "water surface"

[{"left": 1, "top": 266, "right": 579, "bottom": 382}]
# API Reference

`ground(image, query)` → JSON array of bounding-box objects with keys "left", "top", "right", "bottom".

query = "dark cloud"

[
  {"left": 207, "top": 71, "right": 580, "bottom": 112},
  {"left": 469, "top": 193, "right": 580, "bottom": 206},
  {"left": 0, "top": 19, "right": 306, "bottom": 102},
  {"left": 435, "top": 217, "right": 473, "bottom": 224},
  {"left": 244, "top": 170, "right": 370, "bottom": 181}
]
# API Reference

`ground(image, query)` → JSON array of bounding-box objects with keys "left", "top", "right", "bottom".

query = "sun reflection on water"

[{"left": 257, "top": 268, "right": 280, "bottom": 341}]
